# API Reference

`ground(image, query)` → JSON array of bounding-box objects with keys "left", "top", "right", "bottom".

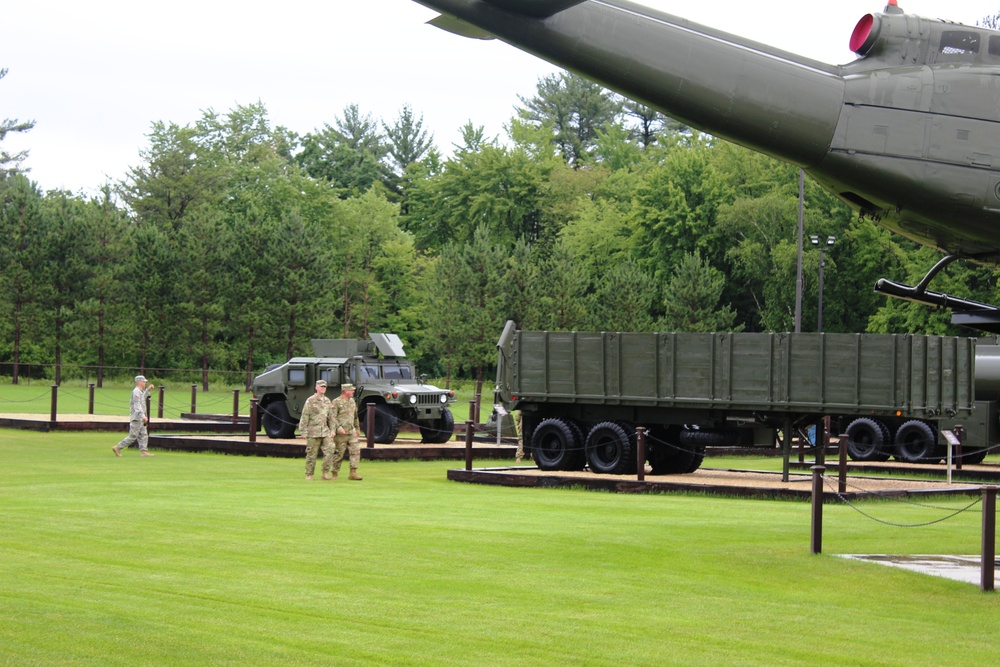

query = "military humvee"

[{"left": 251, "top": 333, "right": 455, "bottom": 444}]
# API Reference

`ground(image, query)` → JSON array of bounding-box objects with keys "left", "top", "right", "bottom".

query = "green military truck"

[
  {"left": 837, "top": 337, "right": 1000, "bottom": 465},
  {"left": 494, "top": 321, "right": 975, "bottom": 475},
  {"left": 251, "top": 333, "right": 456, "bottom": 444}
]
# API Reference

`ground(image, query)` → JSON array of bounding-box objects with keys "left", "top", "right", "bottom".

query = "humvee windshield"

[{"left": 383, "top": 366, "right": 412, "bottom": 380}]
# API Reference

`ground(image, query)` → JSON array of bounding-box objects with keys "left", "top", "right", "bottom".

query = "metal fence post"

[
  {"left": 158, "top": 386, "right": 165, "bottom": 419},
  {"left": 838, "top": 426, "right": 848, "bottom": 494},
  {"left": 145, "top": 394, "right": 151, "bottom": 426},
  {"left": 249, "top": 398, "right": 258, "bottom": 444},
  {"left": 469, "top": 399, "right": 477, "bottom": 426},
  {"left": 366, "top": 403, "right": 375, "bottom": 449},
  {"left": 811, "top": 465, "right": 826, "bottom": 555},
  {"left": 465, "top": 420, "right": 474, "bottom": 471},
  {"left": 955, "top": 425, "right": 964, "bottom": 471},
  {"left": 636, "top": 426, "right": 646, "bottom": 482},
  {"left": 88, "top": 383, "right": 95, "bottom": 415},
  {"left": 190, "top": 384, "right": 197, "bottom": 414},
  {"left": 983, "top": 486, "right": 997, "bottom": 593},
  {"left": 232, "top": 389, "right": 240, "bottom": 424},
  {"left": 50, "top": 385, "right": 58, "bottom": 422}
]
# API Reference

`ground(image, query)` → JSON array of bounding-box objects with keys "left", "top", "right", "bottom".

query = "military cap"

[
  {"left": 134, "top": 375, "right": 147, "bottom": 383},
  {"left": 315, "top": 379, "right": 328, "bottom": 387},
  {"left": 341, "top": 383, "right": 355, "bottom": 391}
]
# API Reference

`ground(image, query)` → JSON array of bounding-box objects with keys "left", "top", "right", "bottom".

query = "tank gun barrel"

[{"left": 416, "top": 0, "right": 846, "bottom": 168}]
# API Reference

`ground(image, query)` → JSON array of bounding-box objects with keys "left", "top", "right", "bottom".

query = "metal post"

[
  {"left": 191, "top": 384, "right": 197, "bottom": 414},
  {"left": 838, "top": 424, "right": 848, "bottom": 494},
  {"left": 50, "top": 385, "right": 58, "bottom": 422},
  {"left": 366, "top": 403, "right": 375, "bottom": 449},
  {"left": 636, "top": 427, "right": 646, "bottom": 482},
  {"left": 158, "top": 386, "right": 165, "bottom": 419},
  {"left": 249, "top": 398, "right": 258, "bottom": 444},
  {"left": 469, "top": 399, "right": 477, "bottom": 427},
  {"left": 145, "top": 394, "right": 151, "bottom": 426},
  {"left": 815, "top": 418, "right": 826, "bottom": 466},
  {"left": 817, "top": 246, "right": 825, "bottom": 332},
  {"left": 474, "top": 394, "right": 482, "bottom": 425},
  {"left": 794, "top": 169, "right": 804, "bottom": 334},
  {"left": 232, "top": 389, "right": 240, "bottom": 424},
  {"left": 982, "top": 486, "right": 997, "bottom": 593},
  {"left": 956, "top": 425, "right": 964, "bottom": 471},
  {"left": 782, "top": 420, "right": 792, "bottom": 483},
  {"left": 88, "top": 383, "right": 95, "bottom": 415},
  {"left": 464, "top": 420, "right": 474, "bottom": 471},
  {"left": 811, "top": 465, "right": 826, "bottom": 555}
]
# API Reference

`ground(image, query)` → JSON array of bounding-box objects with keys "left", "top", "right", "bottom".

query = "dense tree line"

[{"left": 3, "top": 72, "right": 998, "bottom": 392}]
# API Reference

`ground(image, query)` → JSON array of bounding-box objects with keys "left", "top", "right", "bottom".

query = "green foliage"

[
  {"left": 3, "top": 76, "right": 992, "bottom": 384},
  {"left": 0, "top": 68, "right": 35, "bottom": 175},
  {"left": 661, "top": 251, "right": 742, "bottom": 332}
]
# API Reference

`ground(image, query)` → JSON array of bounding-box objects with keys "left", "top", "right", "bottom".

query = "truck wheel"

[
  {"left": 419, "top": 407, "right": 455, "bottom": 444},
  {"left": 647, "top": 426, "right": 697, "bottom": 474},
  {"left": 585, "top": 421, "right": 636, "bottom": 475},
  {"left": 531, "top": 418, "right": 584, "bottom": 471},
  {"left": 894, "top": 420, "right": 939, "bottom": 463},
  {"left": 960, "top": 448, "right": 988, "bottom": 465},
  {"left": 360, "top": 403, "right": 400, "bottom": 444},
  {"left": 261, "top": 400, "right": 296, "bottom": 439},
  {"left": 845, "top": 418, "right": 888, "bottom": 461}
]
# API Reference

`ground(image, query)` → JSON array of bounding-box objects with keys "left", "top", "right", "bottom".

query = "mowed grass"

[{"left": 2, "top": 430, "right": 1000, "bottom": 666}]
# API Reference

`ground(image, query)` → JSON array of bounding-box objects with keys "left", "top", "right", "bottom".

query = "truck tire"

[
  {"left": 647, "top": 426, "right": 699, "bottom": 475},
  {"left": 531, "top": 418, "right": 585, "bottom": 471},
  {"left": 845, "top": 417, "right": 890, "bottom": 461},
  {"left": 960, "top": 448, "right": 989, "bottom": 465},
  {"left": 679, "top": 429, "right": 737, "bottom": 448},
  {"left": 585, "top": 421, "right": 636, "bottom": 475},
  {"left": 419, "top": 407, "right": 455, "bottom": 444},
  {"left": 894, "top": 420, "right": 940, "bottom": 463},
  {"left": 261, "top": 400, "right": 296, "bottom": 439},
  {"left": 360, "top": 403, "right": 400, "bottom": 444}
]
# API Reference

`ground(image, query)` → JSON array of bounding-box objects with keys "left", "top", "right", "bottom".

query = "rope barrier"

[{"left": 821, "top": 473, "right": 985, "bottom": 528}]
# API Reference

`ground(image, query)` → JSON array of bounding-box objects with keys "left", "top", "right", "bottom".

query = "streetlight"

[{"left": 809, "top": 235, "right": 836, "bottom": 332}]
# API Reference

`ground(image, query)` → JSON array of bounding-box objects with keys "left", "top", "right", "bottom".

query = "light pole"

[{"left": 809, "top": 235, "right": 836, "bottom": 332}]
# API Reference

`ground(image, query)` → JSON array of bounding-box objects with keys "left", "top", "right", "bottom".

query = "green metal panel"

[{"left": 504, "top": 326, "right": 975, "bottom": 419}]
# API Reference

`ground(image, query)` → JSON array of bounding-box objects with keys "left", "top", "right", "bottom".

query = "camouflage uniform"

[
  {"left": 330, "top": 394, "right": 361, "bottom": 475},
  {"left": 299, "top": 391, "right": 335, "bottom": 478},
  {"left": 116, "top": 383, "right": 152, "bottom": 453}
]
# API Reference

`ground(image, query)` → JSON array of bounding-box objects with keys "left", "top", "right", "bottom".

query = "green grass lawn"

[{"left": 2, "top": 429, "right": 1000, "bottom": 666}]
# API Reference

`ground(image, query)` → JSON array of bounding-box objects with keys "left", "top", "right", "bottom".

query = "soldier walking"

[
  {"left": 112, "top": 375, "right": 155, "bottom": 457},
  {"left": 330, "top": 383, "right": 363, "bottom": 481},
  {"left": 297, "top": 379, "right": 335, "bottom": 481}
]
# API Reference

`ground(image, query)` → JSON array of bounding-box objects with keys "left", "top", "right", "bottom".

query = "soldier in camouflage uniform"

[
  {"left": 297, "top": 379, "right": 335, "bottom": 481},
  {"left": 112, "top": 375, "right": 155, "bottom": 457},
  {"left": 330, "top": 383, "right": 362, "bottom": 481}
]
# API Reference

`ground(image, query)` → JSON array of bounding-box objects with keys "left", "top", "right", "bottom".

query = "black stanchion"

[
  {"left": 636, "top": 426, "right": 646, "bottom": 482},
  {"left": 464, "top": 420, "right": 474, "bottom": 471},
  {"left": 249, "top": 398, "right": 258, "bottom": 444},
  {"left": 232, "top": 389, "right": 240, "bottom": 424},
  {"left": 811, "top": 465, "right": 825, "bottom": 555},
  {"left": 158, "top": 386, "right": 165, "bottom": 419},
  {"left": 983, "top": 486, "right": 997, "bottom": 593},
  {"left": 191, "top": 384, "right": 197, "bottom": 414},
  {"left": 50, "top": 385, "right": 58, "bottom": 422},
  {"left": 838, "top": 426, "right": 848, "bottom": 494},
  {"left": 88, "top": 383, "right": 95, "bottom": 415},
  {"left": 366, "top": 403, "right": 375, "bottom": 449}
]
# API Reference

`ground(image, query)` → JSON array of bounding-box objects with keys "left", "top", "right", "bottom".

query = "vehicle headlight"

[
  {"left": 439, "top": 394, "right": 448, "bottom": 404},
  {"left": 408, "top": 394, "right": 418, "bottom": 405}
]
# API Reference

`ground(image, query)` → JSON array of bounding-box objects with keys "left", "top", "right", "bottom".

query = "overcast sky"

[{"left": 3, "top": 0, "right": 999, "bottom": 195}]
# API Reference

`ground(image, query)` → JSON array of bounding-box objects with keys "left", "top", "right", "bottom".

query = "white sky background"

[{"left": 3, "top": 0, "right": 1000, "bottom": 195}]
